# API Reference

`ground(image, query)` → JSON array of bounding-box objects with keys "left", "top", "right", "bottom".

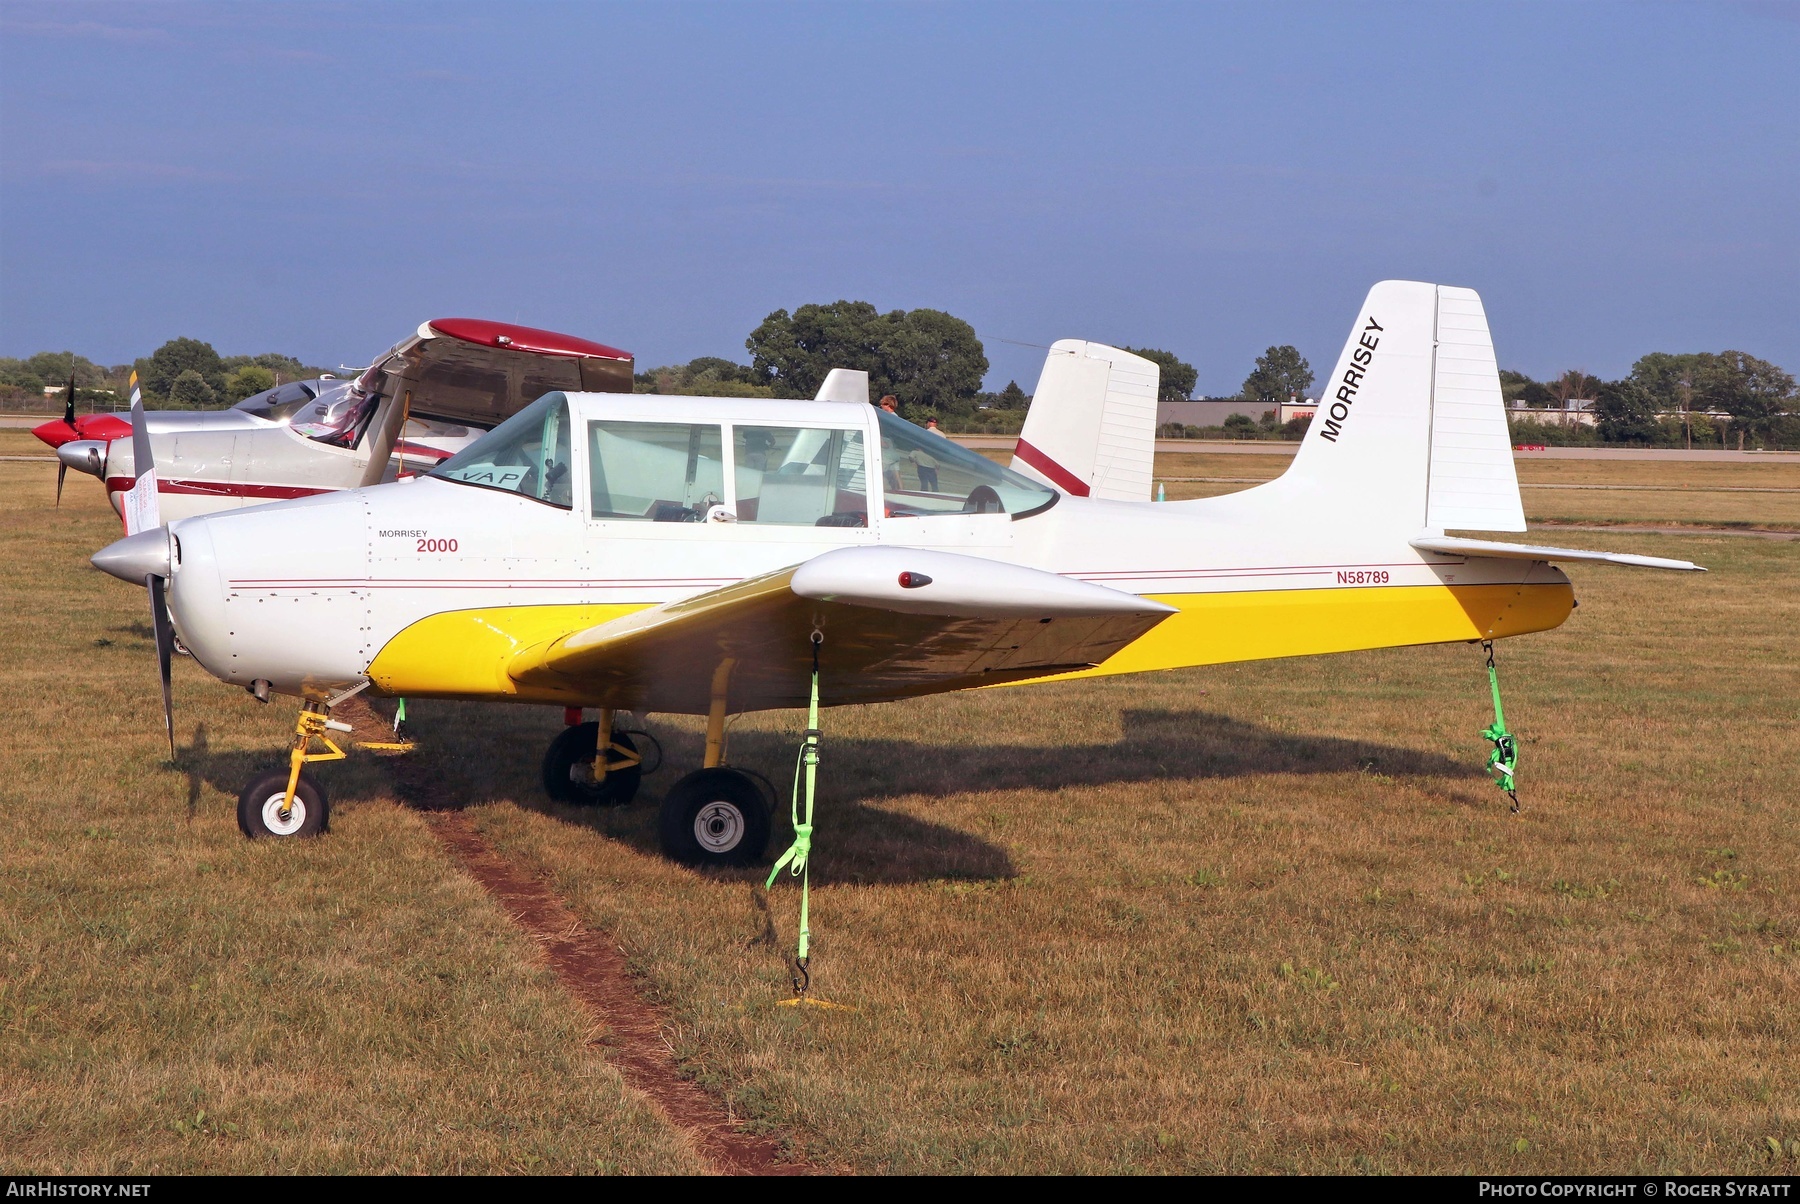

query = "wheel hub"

[
  {"left": 261, "top": 792, "right": 307, "bottom": 836},
  {"left": 693, "top": 800, "right": 743, "bottom": 853}
]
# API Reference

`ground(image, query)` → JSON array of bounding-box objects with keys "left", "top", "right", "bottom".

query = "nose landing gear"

[{"left": 238, "top": 701, "right": 347, "bottom": 838}]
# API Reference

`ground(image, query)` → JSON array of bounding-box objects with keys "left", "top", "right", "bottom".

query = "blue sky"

[{"left": 3, "top": 1, "right": 1796, "bottom": 395}]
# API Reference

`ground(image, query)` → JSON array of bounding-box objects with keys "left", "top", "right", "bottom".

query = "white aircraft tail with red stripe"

[{"left": 1011, "top": 341, "right": 1159, "bottom": 502}]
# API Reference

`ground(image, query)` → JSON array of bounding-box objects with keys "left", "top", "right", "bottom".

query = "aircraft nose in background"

[
  {"left": 32, "top": 418, "right": 78, "bottom": 449},
  {"left": 92, "top": 528, "right": 171, "bottom": 583}
]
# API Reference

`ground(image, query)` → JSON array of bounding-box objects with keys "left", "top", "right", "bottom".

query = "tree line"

[
  {"left": 1500, "top": 352, "right": 1798, "bottom": 448},
  {"left": 0, "top": 339, "right": 332, "bottom": 410},
  {"left": 10, "top": 310, "right": 1794, "bottom": 448}
]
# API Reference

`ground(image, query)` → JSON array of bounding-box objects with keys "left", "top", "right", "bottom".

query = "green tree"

[
  {"left": 24, "top": 351, "right": 105, "bottom": 388},
  {"left": 746, "top": 301, "right": 987, "bottom": 418},
  {"left": 877, "top": 308, "right": 988, "bottom": 418},
  {"left": 223, "top": 352, "right": 332, "bottom": 383},
  {"left": 635, "top": 357, "right": 772, "bottom": 398},
  {"left": 225, "top": 365, "right": 277, "bottom": 402},
  {"left": 1628, "top": 352, "right": 1712, "bottom": 412},
  {"left": 747, "top": 301, "right": 887, "bottom": 399},
  {"left": 1549, "top": 369, "right": 1601, "bottom": 408},
  {"left": 1121, "top": 347, "right": 1198, "bottom": 402},
  {"left": 997, "top": 380, "right": 1029, "bottom": 410},
  {"left": 1696, "top": 350, "right": 1796, "bottom": 443},
  {"left": 168, "top": 369, "right": 217, "bottom": 408},
  {"left": 1242, "top": 345, "right": 1314, "bottom": 404},
  {"left": 1592, "top": 380, "right": 1659, "bottom": 444},
  {"left": 139, "top": 338, "right": 226, "bottom": 401},
  {"left": 1498, "top": 369, "right": 1554, "bottom": 408}
]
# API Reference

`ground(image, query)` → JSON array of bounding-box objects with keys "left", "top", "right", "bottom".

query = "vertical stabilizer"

[
  {"left": 1254, "top": 280, "right": 1524, "bottom": 535},
  {"left": 1012, "top": 341, "right": 1159, "bottom": 501},
  {"left": 814, "top": 368, "right": 870, "bottom": 404}
]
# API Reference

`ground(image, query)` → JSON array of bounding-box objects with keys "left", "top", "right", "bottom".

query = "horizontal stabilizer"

[{"left": 1411, "top": 535, "right": 1704, "bottom": 572}]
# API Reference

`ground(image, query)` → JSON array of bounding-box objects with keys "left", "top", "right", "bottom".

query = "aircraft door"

[{"left": 581, "top": 417, "right": 874, "bottom": 599}]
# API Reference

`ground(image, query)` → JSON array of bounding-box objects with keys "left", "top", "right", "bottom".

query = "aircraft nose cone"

[
  {"left": 57, "top": 440, "right": 106, "bottom": 478},
  {"left": 92, "top": 528, "right": 171, "bottom": 583},
  {"left": 32, "top": 419, "right": 77, "bottom": 449}
]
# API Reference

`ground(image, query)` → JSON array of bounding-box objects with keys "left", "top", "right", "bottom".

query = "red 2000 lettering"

[{"left": 417, "top": 537, "right": 459, "bottom": 553}]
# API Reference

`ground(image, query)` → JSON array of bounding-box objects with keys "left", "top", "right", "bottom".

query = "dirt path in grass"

[{"left": 337, "top": 698, "right": 811, "bottom": 1177}]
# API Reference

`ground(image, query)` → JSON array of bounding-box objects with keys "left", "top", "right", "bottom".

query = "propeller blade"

[
  {"left": 56, "top": 462, "right": 67, "bottom": 506},
  {"left": 148, "top": 574, "right": 176, "bottom": 760},
  {"left": 63, "top": 376, "right": 76, "bottom": 427}
]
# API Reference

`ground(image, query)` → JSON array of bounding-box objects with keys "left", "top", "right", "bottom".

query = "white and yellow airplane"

[{"left": 93, "top": 281, "right": 1700, "bottom": 863}]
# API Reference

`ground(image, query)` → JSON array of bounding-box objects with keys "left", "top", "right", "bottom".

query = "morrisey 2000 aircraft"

[{"left": 93, "top": 282, "right": 1699, "bottom": 863}]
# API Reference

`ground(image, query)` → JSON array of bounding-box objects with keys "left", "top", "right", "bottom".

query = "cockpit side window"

[
  {"left": 429, "top": 392, "right": 573, "bottom": 508},
  {"left": 588, "top": 420, "right": 726, "bottom": 522},
  {"left": 732, "top": 426, "right": 867, "bottom": 526},
  {"left": 875, "top": 410, "right": 1056, "bottom": 518}
]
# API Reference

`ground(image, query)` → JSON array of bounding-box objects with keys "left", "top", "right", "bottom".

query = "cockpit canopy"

[
  {"left": 430, "top": 393, "right": 1059, "bottom": 522},
  {"left": 232, "top": 378, "right": 345, "bottom": 425}
]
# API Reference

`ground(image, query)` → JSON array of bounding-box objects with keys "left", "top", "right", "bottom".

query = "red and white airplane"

[{"left": 42, "top": 319, "right": 633, "bottom": 526}]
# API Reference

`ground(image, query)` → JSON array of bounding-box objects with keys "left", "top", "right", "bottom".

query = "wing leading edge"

[{"left": 508, "top": 547, "right": 1176, "bottom": 714}]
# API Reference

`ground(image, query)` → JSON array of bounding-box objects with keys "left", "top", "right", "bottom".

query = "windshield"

[
  {"left": 290, "top": 385, "right": 379, "bottom": 448},
  {"left": 429, "top": 392, "right": 573, "bottom": 508},
  {"left": 876, "top": 410, "right": 1056, "bottom": 518},
  {"left": 234, "top": 379, "right": 336, "bottom": 425}
]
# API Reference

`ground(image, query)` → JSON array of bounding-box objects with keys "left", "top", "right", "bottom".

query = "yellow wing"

[{"left": 508, "top": 547, "right": 1175, "bottom": 714}]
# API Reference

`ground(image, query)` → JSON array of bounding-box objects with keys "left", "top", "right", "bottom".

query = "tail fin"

[
  {"left": 1011, "top": 341, "right": 1159, "bottom": 502},
  {"left": 1274, "top": 280, "right": 1524, "bottom": 533},
  {"left": 814, "top": 368, "right": 870, "bottom": 404}
]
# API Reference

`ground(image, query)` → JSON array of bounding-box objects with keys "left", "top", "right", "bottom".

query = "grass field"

[{"left": 3, "top": 449, "right": 1798, "bottom": 1174}]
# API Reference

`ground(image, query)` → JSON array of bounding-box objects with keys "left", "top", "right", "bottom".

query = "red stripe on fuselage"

[
  {"left": 1011, "top": 438, "right": 1090, "bottom": 497},
  {"left": 105, "top": 477, "right": 332, "bottom": 500}
]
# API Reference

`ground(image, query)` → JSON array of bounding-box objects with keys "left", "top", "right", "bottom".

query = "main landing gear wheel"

[
  {"left": 542, "top": 722, "right": 642, "bottom": 806},
  {"left": 237, "top": 769, "right": 329, "bottom": 839},
  {"left": 658, "top": 768, "right": 770, "bottom": 868}
]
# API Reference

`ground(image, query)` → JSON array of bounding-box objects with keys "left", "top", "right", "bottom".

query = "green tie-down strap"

[
  {"left": 767, "top": 641, "right": 823, "bottom": 994},
  {"left": 1480, "top": 641, "right": 1520, "bottom": 811}
]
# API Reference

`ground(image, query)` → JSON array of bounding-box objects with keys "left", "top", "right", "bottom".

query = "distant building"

[
  {"left": 1157, "top": 396, "right": 1317, "bottom": 428},
  {"left": 1509, "top": 397, "right": 1597, "bottom": 428}
]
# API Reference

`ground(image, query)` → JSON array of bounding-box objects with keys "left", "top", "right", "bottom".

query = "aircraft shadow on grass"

[{"left": 179, "top": 707, "right": 1483, "bottom": 886}]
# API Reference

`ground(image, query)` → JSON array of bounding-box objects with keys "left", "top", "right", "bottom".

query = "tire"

[
  {"left": 542, "top": 722, "right": 641, "bottom": 806},
  {"left": 658, "top": 768, "right": 771, "bottom": 867},
  {"left": 237, "top": 769, "right": 329, "bottom": 839}
]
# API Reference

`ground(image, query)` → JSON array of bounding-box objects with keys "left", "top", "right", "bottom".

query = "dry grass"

[
  {"left": 0, "top": 464, "right": 705, "bottom": 1174},
  {"left": 5, "top": 449, "right": 1798, "bottom": 1174},
  {"left": 444, "top": 533, "right": 1798, "bottom": 1173}
]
